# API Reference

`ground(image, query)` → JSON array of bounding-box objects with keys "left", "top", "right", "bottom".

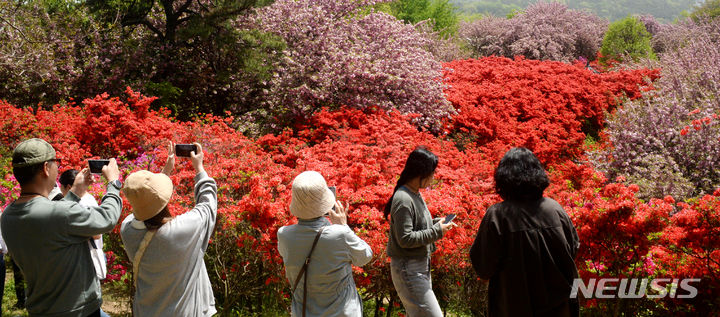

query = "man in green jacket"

[{"left": 1, "top": 138, "right": 123, "bottom": 317}]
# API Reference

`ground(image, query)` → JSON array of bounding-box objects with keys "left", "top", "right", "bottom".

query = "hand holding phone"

[
  {"left": 329, "top": 201, "right": 348, "bottom": 226},
  {"left": 175, "top": 144, "right": 198, "bottom": 157},
  {"left": 443, "top": 213, "right": 456, "bottom": 224},
  {"left": 88, "top": 159, "right": 110, "bottom": 174}
]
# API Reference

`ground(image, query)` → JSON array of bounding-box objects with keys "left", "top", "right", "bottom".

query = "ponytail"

[{"left": 383, "top": 170, "right": 413, "bottom": 219}]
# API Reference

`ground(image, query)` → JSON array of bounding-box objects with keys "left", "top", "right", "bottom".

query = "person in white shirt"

[{"left": 277, "top": 171, "right": 373, "bottom": 317}]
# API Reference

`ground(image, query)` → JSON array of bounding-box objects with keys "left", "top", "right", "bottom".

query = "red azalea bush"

[
  {"left": 547, "top": 166, "right": 675, "bottom": 314},
  {"left": 443, "top": 56, "right": 659, "bottom": 165},
  {"left": 257, "top": 107, "right": 499, "bottom": 310},
  {"left": 652, "top": 193, "right": 720, "bottom": 315}
]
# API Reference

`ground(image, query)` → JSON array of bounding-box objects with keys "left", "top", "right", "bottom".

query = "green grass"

[
  {"left": 2, "top": 271, "right": 28, "bottom": 317},
  {"left": 1, "top": 266, "right": 132, "bottom": 317}
]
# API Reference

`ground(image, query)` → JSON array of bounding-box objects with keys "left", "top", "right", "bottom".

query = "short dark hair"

[
  {"left": 13, "top": 163, "right": 46, "bottom": 186},
  {"left": 494, "top": 147, "right": 549, "bottom": 201},
  {"left": 59, "top": 169, "right": 79, "bottom": 187}
]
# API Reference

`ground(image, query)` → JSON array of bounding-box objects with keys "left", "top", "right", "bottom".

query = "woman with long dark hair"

[
  {"left": 470, "top": 147, "right": 580, "bottom": 317},
  {"left": 385, "top": 146, "right": 456, "bottom": 316}
]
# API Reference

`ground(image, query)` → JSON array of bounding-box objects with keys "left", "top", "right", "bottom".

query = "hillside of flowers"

[
  {"left": 1, "top": 53, "right": 719, "bottom": 315},
  {"left": 2, "top": 0, "right": 720, "bottom": 315}
]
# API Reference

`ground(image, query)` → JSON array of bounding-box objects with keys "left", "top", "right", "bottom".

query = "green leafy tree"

[
  {"left": 386, "top": 0, "right": 459, "bottom": 36},
  {"left": 690, "top": 0, "right": 720, "bottom": 21},
  {"left": 600, "top": 15, "right": 656, "bottom": 64},
  {"left": 86, "top": 0, "right": 262, "bottom": 44},
  {"left": 84, "top": 0, "right": 285, "bottom": 119}
]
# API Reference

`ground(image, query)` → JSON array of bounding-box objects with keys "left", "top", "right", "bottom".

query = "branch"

[
  {"left": 197, "top": 0, "right": 210, "bottom": 13},
  {"left": 0, "top": 14, "right": 29, "bottom": 40},
  {"left": 160, "top": 0, "right": 175, "bottom": 22},
  {"left": 122, "top": 18, "right": 165, "bottom": 40},
  {"left": 176, "top": 15, "right": 194, "bottom": 24},
  {"left": 178, "top": 0, "right": 193, "bottom": 14}
]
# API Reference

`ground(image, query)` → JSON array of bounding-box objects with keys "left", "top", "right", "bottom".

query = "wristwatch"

[{"left": 109, "top": 179, "right": 123, "bottom": 190}]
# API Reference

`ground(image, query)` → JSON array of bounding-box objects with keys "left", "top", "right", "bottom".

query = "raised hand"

[
  {"left": 329, "top": 201, "right": 348, "bottom": 226},
  {"left": 162, "top": 140, "right": 176, "bottom": 176},
  {"left": 190, "top": 142, "right": 204, "bottom": 174},
  {"left": 70, "top": 168, "right": 93, "bottom": 197},
  {"left": 102, "top": 158, "right": 120, "bottom": 183}
]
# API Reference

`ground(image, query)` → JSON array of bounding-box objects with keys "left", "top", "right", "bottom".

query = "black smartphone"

[
  {"left": 443, "top": 213, "right": 456, "bottom": 224},
  {"left": 175, "top": 144, "right": 197, "bottom": 157},
  {"left": 88, "top": 159, "right": 110, "bottom": 174},
  {"left": 329, "top": 186, "right": 336, "bottom": 211}
]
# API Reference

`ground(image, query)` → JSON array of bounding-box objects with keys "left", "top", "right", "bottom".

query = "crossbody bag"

[
  {"left": 292, "top": 227, "right": 326, "bottom": 317},
  {"left": 132, "top": 230, "right": 157, "bottom": 288}
]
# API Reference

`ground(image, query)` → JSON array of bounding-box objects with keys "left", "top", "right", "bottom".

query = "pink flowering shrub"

[
  {"left": 637, "top": 14, "right": 663, "bottom": 36},
  {"left": 0, "top": 2, "right": 139, "bottom": 108},
  {"left": 592, "top": 18, "right": 720, "bottom": 200},
  {"left": 248, "top": 0, "right": 453, "bottom": 131},
  {"left": 416, "top": 21, "right": 471, "bottom": 62},
  {"left": 460, "top": 1, "right": 608, "bottom": 63},
  {"left": 650, "top": 18, "right": 720, "bottom": 54}
]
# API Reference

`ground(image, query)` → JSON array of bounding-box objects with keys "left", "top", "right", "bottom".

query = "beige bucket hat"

[
  {"left": 289, "top": 171, "right": 335, "bottom": 219},
  {"left": 122, "top": 170, "right": 173, "bottom": 221}
]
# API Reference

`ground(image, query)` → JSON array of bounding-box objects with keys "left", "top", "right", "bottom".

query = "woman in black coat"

[{"left": 470, "top": 147, "right": 580, "bottom": 317}]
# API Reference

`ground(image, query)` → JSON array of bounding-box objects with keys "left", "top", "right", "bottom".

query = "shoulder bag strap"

[
  {"left": 292, "top": 226, "right": 326, "bottom": 317},
  {"left": 132, "top": 230, "right": 157, "bottom": 289}
]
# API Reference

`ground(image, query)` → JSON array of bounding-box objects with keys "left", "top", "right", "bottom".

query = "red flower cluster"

[
  {"left": 443, "top": 56, "right": 659, "bottom": 164},
  {"left": 681, "top": 111, "right": 718, "bottom": 136}
]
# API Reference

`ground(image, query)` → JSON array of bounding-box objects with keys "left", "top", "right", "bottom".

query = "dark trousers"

[
  {"left": 9, "top": 256, "right": 26, "bottom": 306},
  {"left": 1, "top": 255, "right": 5, "bottom": 311}
]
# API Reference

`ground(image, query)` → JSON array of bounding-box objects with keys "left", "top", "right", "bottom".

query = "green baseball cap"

[{"left": 12, "top": 138, "right": 56, "bottom": 168}]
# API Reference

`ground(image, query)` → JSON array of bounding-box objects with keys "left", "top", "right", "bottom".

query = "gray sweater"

[
  {"left": 121, "top": 171, "right": 217, "bottom": 317},
  {"left": 386, "top": 186, "right": 443, "bottom": 258},
  {"left": 1, "top": 186, "right": 122, "bottom": 317}
]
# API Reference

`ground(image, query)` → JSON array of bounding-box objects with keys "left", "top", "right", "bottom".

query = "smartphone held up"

[
  {"left": 329, "top": 186, "right": 336, "bottom": 212},
  {"left": 88, "top": 159, "right": 110, "bottom": 174},
  {"left": 175, "top": 144, "right": 198, "bottom": 157}
]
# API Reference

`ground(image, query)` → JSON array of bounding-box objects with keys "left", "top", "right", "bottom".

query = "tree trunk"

[
  {"left": 386, "top": 298, "right": 394, "bottom": 317},
  {"left": 374, "top": 296, "right": 381, "bottom": 317}
]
